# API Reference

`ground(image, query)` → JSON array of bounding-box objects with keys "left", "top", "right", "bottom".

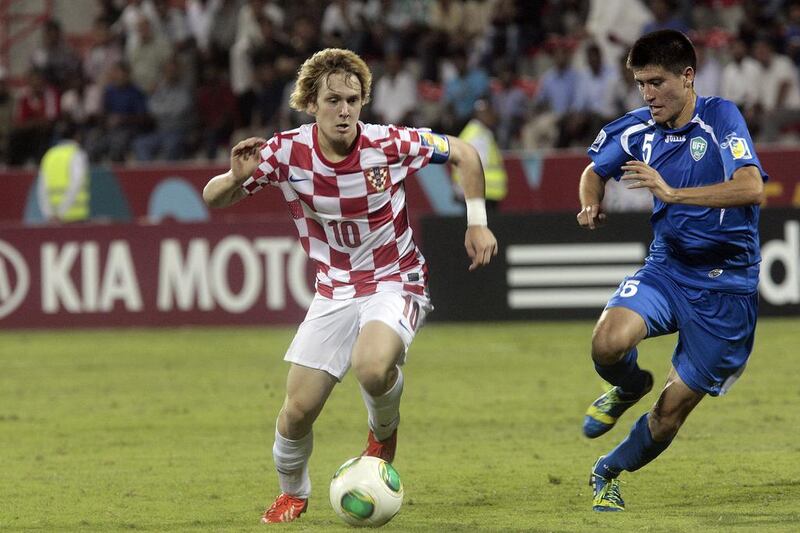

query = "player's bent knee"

[
  {"left": 281, "top": 397, "right": 319, "bottom": 431},
  {"left": 353, "top": 363, "right": 393, "bottom": 396},
  {"left": 591, "top": 326, "right": 635, "bottom": 365}
]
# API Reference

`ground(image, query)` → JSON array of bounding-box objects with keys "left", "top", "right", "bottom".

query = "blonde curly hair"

[{"left": 289, "top": 48, "right": 372, "bottom": 112}]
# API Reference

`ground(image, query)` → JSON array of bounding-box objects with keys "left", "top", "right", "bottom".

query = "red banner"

[
  {"left": 0, "top": 220, "right": 316, "bottom": 328},
  {"left": 3, "top": 147, "right": 799, "bottom": 226}
]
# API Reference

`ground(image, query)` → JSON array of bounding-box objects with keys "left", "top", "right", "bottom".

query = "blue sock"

[
  {"left": 594, "top": 413, "right": 673, "bottom": 479},
  {"left": 594, "top": 348, "right": 648, "bottom": 395}
]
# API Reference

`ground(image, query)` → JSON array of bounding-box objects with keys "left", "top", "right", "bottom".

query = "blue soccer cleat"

[
  {"left": 590, "top": 457, "right": 624, "bottom": 512},
  {"left": 583, "top": 371, "right": 653, "bottom": 438}
]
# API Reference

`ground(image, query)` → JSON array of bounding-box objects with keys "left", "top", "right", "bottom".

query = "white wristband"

[{"left": 465, "top": 198, "right": 488, "bottom": 226}]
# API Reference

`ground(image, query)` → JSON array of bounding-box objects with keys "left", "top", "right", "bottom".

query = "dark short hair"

[{"left": 627, "top": 29, "right": 696, "bottom": 75}]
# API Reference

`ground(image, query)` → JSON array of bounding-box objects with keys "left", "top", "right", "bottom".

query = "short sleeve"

[
  {"left": 390, "top": 126, "right": 450, "bottom": 170},
  {"left": 712, "top": 100, "right": 768, "bottom": 181},
  {"left": 587, "top": 115, "right": 638, "bottom": 181},
  {"left": 242, "top": 136, "right": 282, "bottom": 195}
]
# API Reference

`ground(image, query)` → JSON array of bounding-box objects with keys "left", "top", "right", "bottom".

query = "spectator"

[
  {"left": 186, "top": 0, "right": 221, "bottom": 57},
  {"left": 95, "top": 0, "right": 123, "bottom": 26},
  {"left": 584, "top": 0, "right": 653, "bottom": 72},
  {"left": 253, "top": 59, "right": 287, "bottom": 134},
  {"left": 575, "top": 42, "right": 619, "bottom": 142},
  {"left": 784, "top": 0, "right": 800, "bottom": 67},
  {"left": 87, "top": 61, "right": 148, "bottom": 162},
  {"left": 720, "top": 37, "right": 762, "bottom": 110},
  {"left": 60, "top": 73, "right": 103, "bottom": 132},
  {"left": 451, "top": 99, "right": 508, "bottom": 211},
  {"left": 490, "top": 61, "right": 527, "bottom": 149},
  {"left": 441, "top": 48, "right": 490, "bottom": 134},
  {"left": 196, "top": 62, "right": 238, "bottom": 160},
  {"left": 481, "top": 0, "right": 522, "bottom": 66},
  {"left": 610, "top": 52, "right": 642, "bottom": 116},
  {"left": 37, "top": 120, "right": 91, "bottom": 224},
  {"left": 693, "top": 38, "right": 722, "bottom": 97},
  {"left": 128, "top": 16, "right": 173, "bottom": 94},
  {"left": 149, "top": 0, "right": 191, "bottom": 48},
  {"left": 7, "top": 68, "right": 60, "bottom": 166},
  {"left": 363, "top": 0, "right": 431, "bottom": 59},
  {"left": 423, "top": 0, "right": 468, "bottom": 79},
  {"left": 752, "top": 37, "right": 800, "bottom": 142},
  {"left": 372, "top": 51, "right": 418, "bottom": 126},
  {"left": 535, "top": 38, "right": 581, "bottom": 118},
  {"left": 30, "top": 19, "right": 82, "bottom": 89},
  {"left": 83, "top": 17, "right": 124, "bottom": 86},
  {"left": 133, "top": 57, "right": 194, "bottom": 161},
  {"left": 321, "top": 0, "right": 366, "bottom": 53},
  {"left": 531, "top": 37, "right": 585, "bottom": 147},
  {"left": 114, "top": 0, "right": 154, "bottom": 55},
  {"left": 284, "top": 14, "right": 322, "bottom": 64},
  {"left": 0, "top": 66, "right": 12, "bottom": 163},
  {"left": 642, "top": 0, "right": 690, "bottom": 35},
  {"left": 231, "top": 13, "right": 291, "bottom": 129},
  {"left": 205, "top": 0, "right": 241, "bottom": 65}
]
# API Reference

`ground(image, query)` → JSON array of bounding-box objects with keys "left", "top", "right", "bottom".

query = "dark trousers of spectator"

[
  {"left": 133, "top": 128, "right": 187, "bottom": 161},
  {"left": 237, "top": 90, "right": 256, "bottom": 129},
  {"left": 201, "top": 126, "right": 232, "bottom": 160},
  {"left": 85, "top": 125, "right": 138, "bottom": 163},
  {"left": 7, "top": 125, "right": 52, "bottom": 166},
  {"left": 759, "top": 108, "right": 800, "bottom": 142}
]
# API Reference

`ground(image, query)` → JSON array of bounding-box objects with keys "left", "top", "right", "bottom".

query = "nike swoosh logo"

[
  {"left": 288, "top": 175, "right": 310, "bottom": 182},
  {"left": 397, "top": 320, "right": 411, "bottom": 333}
]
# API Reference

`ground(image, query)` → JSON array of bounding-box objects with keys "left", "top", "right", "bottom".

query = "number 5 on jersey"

[{"left": 620, "top": 279, "right": 640, "bottom": 298}]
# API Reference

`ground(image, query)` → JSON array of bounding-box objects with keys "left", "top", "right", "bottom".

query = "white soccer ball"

[{"left": 329, "top": 456, "right": 404, "bottom": 527}]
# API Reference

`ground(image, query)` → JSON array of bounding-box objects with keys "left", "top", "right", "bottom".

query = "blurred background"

[{"left": 0, "top": 0, "right": 798, "bottom": 329}]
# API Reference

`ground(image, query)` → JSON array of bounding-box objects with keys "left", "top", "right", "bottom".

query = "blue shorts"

[{"left": 605, "top": 263, "right": 758, "bottom": 396}]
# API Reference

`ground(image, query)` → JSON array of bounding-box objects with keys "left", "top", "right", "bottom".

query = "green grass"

[{"left": 1, "top": 319, "right": 799, "bottom": 532}]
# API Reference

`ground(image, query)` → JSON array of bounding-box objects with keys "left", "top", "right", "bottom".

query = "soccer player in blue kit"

[{"left": 577, "top": 30, "right": 767, "bottom": 512}]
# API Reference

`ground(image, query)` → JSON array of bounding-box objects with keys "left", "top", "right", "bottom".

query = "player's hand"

[
  {"left": 230, "top": 137, "right": 267, "bottom": 182},
  {"left": 577, "top": 204, "right": 606, "bottom": 229},
  {"left": 620, "top": 160, "right": 676, "bottom": 203},
  {"left": 465, "top": 226, "right": 498, "bottom": 271}
]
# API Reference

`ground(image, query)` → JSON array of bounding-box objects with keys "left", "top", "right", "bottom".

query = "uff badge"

[
  {"left": 364, "top": 166, "right": 390, "bottom": 192},
  {"left": 690, "top": 137, "right": 707, "bottom": 161}
]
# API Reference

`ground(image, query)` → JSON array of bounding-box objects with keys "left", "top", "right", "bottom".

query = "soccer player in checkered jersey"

[
  {"left": 577, "top": 30, "right": 766, "bottom": 511},
  {"left": 203, "top": 48, "right": 498, "bottom": 523}
]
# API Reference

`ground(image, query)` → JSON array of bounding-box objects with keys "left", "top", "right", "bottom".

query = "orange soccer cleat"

[
  {"left": 260, "top": 493, "right": 308, "bottom": 524},
  {"left": 361, "top": 428, "right": 397, "bottom": 463}
]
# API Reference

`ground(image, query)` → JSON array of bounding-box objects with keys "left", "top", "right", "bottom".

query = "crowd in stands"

[{"left": 4, "top": 0, "right": 800, "bottom": 167}]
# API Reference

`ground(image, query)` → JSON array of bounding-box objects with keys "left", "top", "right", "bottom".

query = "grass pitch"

[{"left": 1, "top": 319, "right": 798, "bottom": 532}]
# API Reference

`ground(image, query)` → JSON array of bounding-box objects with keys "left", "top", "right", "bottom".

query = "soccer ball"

[{"left": 329, "top": 456, "right": 403, "bottom": 527}]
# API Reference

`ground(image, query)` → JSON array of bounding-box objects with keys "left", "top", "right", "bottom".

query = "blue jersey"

[{"left": 588, "top": 96, "right": 768, "bottom": 294}]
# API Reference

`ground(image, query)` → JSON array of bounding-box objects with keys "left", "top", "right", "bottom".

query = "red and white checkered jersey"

[{"left": 242, "top": 122, "right": 443, "bottom": 299}]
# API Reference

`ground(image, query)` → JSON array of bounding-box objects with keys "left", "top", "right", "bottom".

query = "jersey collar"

[
  {"left": 656, "top": 96, "right": 706, "bottom": 134},
  {"left": 312, "top": 122, "right": 363, "bottom": 169}
]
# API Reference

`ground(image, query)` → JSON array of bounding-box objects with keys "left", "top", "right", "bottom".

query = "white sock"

[
  {"left": 360, "top": 367, "right": 404, "bottom": 441},
  {"left": 272, "top": 429, "right": 313, "bottom": 498}
]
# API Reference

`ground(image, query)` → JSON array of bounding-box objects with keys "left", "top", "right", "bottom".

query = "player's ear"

[
  {"left": 683, "top": 67, "right": 695, "bottom": 88},
  {"left": 306, "top": 99, "right": 318, "bottom": 116}
]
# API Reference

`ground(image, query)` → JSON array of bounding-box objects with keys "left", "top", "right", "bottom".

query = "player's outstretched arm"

[
  {"left": 203, "top": 137, "right": 267, "bottom": 208},
  {"left": 577, "top": 163, "right": 607, "bottom": 230},
  {"left": 620, "top": 161, "right": 764, "bottom": 207},
  {"left": 447, "top": 135, "right": 498, "bottom": 271}
]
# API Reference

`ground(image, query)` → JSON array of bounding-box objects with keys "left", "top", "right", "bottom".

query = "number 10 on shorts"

[{"left": 402, "top": 295, "right": 420, "bottom": 330}]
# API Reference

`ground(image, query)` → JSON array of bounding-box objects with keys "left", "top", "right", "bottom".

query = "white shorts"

[{"left": 284, "top": 291, "right": 433, "bottom": 380}]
